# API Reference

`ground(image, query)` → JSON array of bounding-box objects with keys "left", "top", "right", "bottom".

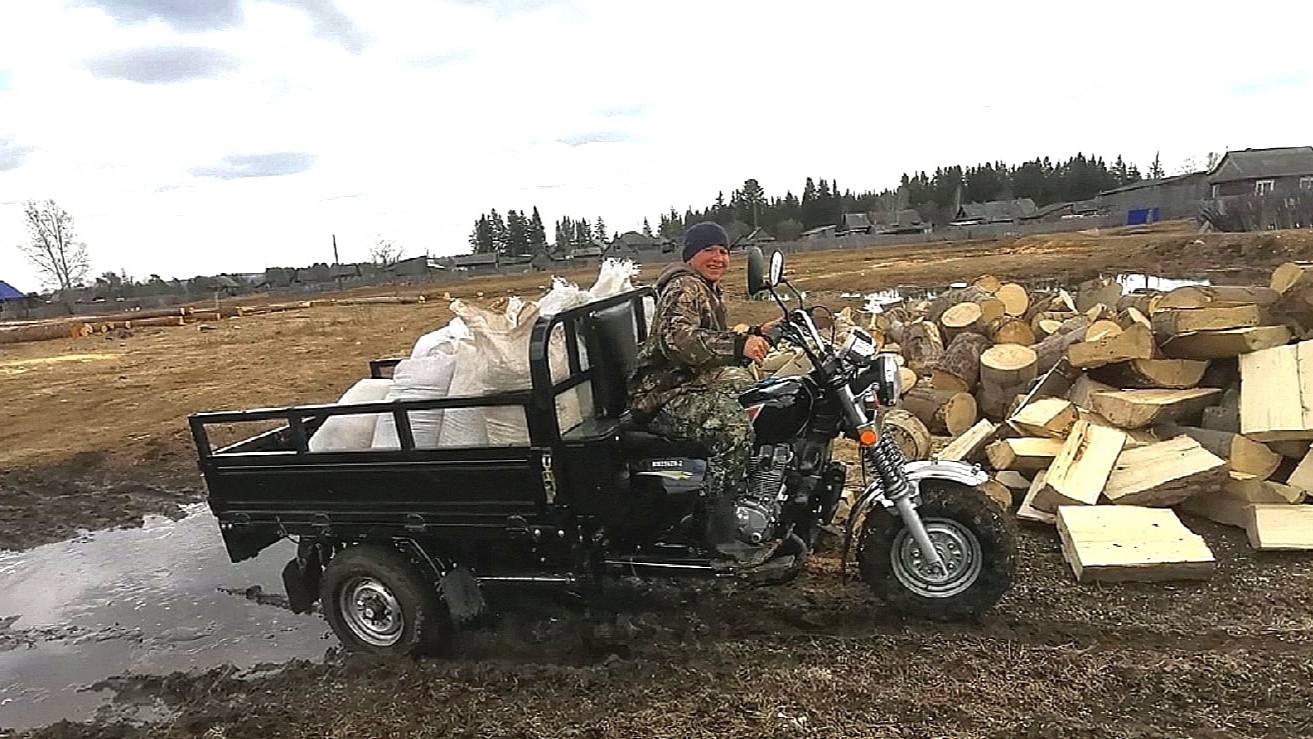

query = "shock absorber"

[{"left": 864, "top": 432, "right": 911, "bottom": 501}]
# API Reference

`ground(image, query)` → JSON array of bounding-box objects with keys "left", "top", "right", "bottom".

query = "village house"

[
  {"left": 1207, "top": 147, "right": 1313, "bottom": 198},
  {"left": 953, "top": 198, "right": 1038, "bottom": 225}
]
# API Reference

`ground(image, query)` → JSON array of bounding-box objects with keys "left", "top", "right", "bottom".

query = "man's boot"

[{"left": 705, "top": 497, "right": 775, "bottom": 569}]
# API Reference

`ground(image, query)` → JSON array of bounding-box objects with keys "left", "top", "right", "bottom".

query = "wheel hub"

[
  {"left": 891, "top": 518, "right": 983, "bottom": 598},
  {"left": 340, "top": 577, "right": 404, "bottom": 647}
]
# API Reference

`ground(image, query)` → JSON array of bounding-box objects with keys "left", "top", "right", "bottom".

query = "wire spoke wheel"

[
  {"left": 339, "top": 576, "right": 405, "bottom": 647},
  {"left": 890, "top": 518, "right": 983, "bottom": 598}
]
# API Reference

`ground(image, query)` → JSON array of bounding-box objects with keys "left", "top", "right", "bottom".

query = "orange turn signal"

[{"left": 858, "top": 428, "right": 878, "bottom": 446}]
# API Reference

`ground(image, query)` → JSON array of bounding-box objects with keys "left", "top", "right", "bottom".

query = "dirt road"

[{"left": 6, "top": 222, "right": 1313, "bottom": 736}]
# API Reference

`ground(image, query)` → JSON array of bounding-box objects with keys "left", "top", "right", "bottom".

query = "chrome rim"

[
  {"left": 891, "top": 518, "right": 983, "bottom": 598},
  {"left": 338, "top": 577, "right": 404, "bottom": 647}
]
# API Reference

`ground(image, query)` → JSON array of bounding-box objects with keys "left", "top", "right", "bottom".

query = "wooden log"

[
  {"left": 1029, "top": 310, "right": 1077, "bottom": 335},
  {"left": 188, "top": 309, "right": 222, "bottom": 322},
  {"left": 1084, "top": 320, "right": 1122, "bottom": 342},
  {"left": 1056, "top": 506, "right": 1215, "bottom": 583},
  {"left": 334, "top": 295, "right": 426, "bottom": 306},
  {"left": 979, "top": 344, "right": 1038, "bottom": 388},
  {"left": 979, "top": 478, "right": 1013, "bottom": 509},
  {"left": 901, "top": 386, "right": 978, "bottom": 436},
  {"left": 1270, "top": 262, "right": 1313, "bottom": 294},
  {"left": 986, "top": 437, "right": 1065, "bottom": 473},
  {"left": 1009, "top": 397, "right": 1078, "bottom": 438},
  {"left": 1151, "top": 304, "right": 1263, "bottom": 337},
  {"left": 927, "top": 286, "right": 989, "bottom": 325},
  {"left": 996, "top": 283, "right": 1029, "bottom": 317},
  {"left": 897, "top": 367, "right": 918, "bottom": 398},
  {"left": 939, "top": 419, "right": 997, "bottom": 462},
  {"left": 986, "top": 317, "right": 1036, "bottom": 346},
  {"left": 1154, "top": 424, "right": 1283, "bottom": 480},
  {"left": 1031, "top": 316, "right": 1092, "bottom": 374},
  {"left": 940, "top": 302, "right": 983, "bottom": 341},
  {"left": 903, "top": 321, "right": 945, "bottom": 373},
  {"left": 1180, "top": 491, "right": 1253, "bottom": 528},
  {"left": 1084, "top": 303, "right": 1116, "bottom": 323},
  {"left": 1075, "top": 277, "right": 1123, "bottom": 313},
  {"left": 971, "top": 274, "right": 1002, "bottom": 294},
  {"left": 1017, "top": 471, "right": 1055, "bottom": 525},
  {"left": 996, "top": 470, "right": 1031, "bottom": 492},
  {"left": 1119, "top": 306, "right": 1152, "bottom": 331},
  {"left": 1246, "top": 505, "right": 1313, "bottom": 550},
  {"left": 932, "top": 332, "right": 990, "bottom": 392},
  {"left": 883, "top": 409, "right": 932, "bottom": 461},
  {"left": 1102, "top": 435, "right": 1228, "bottom": 507},
  {"left": 977, "top": 380, "right": 1028, "bottom": 422},
  {"left": 1090, "top": 388, "right": 1222, "bottom": 429},
  {"left": 1067, "top": 375, "right": 1117, "bottom": 410},
  {"left": 1225, "top": 472, "right": 1306, "bottom": 504},
  {"left": 1158, "top": 285, "right": 1279, "bottom": 309},
  {"left": 0, "top": 321, "right": 96, "bottom": 344},
  {"left": 1090, "top": 359, "right": 1209, "bottom": 390},
  {"left": 1240, "top": 340, "right": 1313, "bottom": 441},
  {"left": 1067, "top": 323, "right": 1154, "bottom": 369},
  {"left": 129, "top": 315, "right": 187, "bottom": 328},
  {"left": 1033, "top": 421, "right": 1127, "bottom": 510},
  {"left": 1036, "top": 319, "right": 1063, "bottom": 339},
  {"left": 68, "top": 306, "right": 187, "bottom": 323},
  {"left": 1161, "top": 326, "right": 1292, "bottom": 360}
]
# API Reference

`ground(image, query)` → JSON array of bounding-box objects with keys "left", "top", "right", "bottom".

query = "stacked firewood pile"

[{"left": 776, "top": 265, "right": 1313, "bottom": 583}]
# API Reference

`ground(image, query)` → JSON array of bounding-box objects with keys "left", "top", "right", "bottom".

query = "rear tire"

[
  {"left": 858, "top": 481, "right": 1015, "bottom": 621},
  {"left": 319, "top": 544, "right": 449, "bottom": 656}
]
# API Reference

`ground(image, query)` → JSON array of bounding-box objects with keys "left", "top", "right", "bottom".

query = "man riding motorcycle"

[{"left": 628, "top": 222, "right": 778, "bottom": 564}]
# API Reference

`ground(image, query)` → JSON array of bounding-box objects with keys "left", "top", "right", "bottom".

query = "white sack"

[
  {"left": 308, "top": 378, "right": 394, "bottom": 452},
  {"left": 589, "top": 258, "right": 639, "bottom": 300},
  {"left": 410, "top": 317, "right": 470, "bottom": 359},
  {"left": 371, "top": 350, "right": 460, "bottom": 449},
  {"left": 437, "top": 341, "right": 491, "bottom": 447}
]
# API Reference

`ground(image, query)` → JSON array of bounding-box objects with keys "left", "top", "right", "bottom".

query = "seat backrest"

[{"left": 585, "top": 303, "right": 640, "bottom": 418}]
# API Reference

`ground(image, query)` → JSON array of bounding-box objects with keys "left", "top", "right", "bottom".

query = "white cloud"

[{"left": 0, "top": 0, "right": 1310, "bottom": 290}]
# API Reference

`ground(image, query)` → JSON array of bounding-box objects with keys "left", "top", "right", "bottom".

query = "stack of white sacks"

[{"left": 307, "top": 260, "right": 647, "bottom": 452}]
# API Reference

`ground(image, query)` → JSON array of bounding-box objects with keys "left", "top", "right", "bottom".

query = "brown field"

[{"left": 8, "top": 222, "right": 1313, "bottom": 738}]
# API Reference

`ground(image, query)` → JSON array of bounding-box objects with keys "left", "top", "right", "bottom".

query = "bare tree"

[
  {"left": 19, "top": 200, "right": 90, "bottom": 289},
  {"left": 369, "top": 238, "right": 405, "bottom": 267}
]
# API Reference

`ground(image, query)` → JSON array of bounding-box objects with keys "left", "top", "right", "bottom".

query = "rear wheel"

[
  {"left": 858, "top": 481, "right": 1015, "bottom": 621},
  {"left": 319, "top": 544, "right": 449, "bottom": 656}
]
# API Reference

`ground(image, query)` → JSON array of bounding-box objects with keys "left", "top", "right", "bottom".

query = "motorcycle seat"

[{"left": 618, "top": 428, "right": 709, "bottom": 459}]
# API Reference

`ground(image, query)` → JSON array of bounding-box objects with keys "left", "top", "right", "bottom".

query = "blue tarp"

[
  {"left": 1126, "top": 207, "right": 1161, "bottom": 226},
  {"left": 0, "top": 280, "right": 25, "bottom": 300}
]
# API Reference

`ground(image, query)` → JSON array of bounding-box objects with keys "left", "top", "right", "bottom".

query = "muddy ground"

[{"left": 6, "top": 222, "right": 1313, "bottom": 736}]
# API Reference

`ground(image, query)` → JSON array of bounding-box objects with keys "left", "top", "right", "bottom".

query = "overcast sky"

[{"left": 0, "top": 0, "right": 1311, "bottom": 289}]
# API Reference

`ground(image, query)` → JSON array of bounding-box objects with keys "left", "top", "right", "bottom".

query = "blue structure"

[
  {"left": 1126, "top": 207, "right": 1161, "bottom": 226},
  {"left": 0, "top": 279, "right": 24, "bottom": 301}
]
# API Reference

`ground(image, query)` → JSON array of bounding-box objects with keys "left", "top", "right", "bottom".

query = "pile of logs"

[{"left": 837, "top": 265, "right": 1313, "bottom": 582}]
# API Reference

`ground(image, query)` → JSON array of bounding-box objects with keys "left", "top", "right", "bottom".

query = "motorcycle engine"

[{"left": 736, "top": 445, "right": 793, "bottom": 544}]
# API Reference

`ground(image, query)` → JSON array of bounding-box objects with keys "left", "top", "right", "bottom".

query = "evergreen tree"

[
  {"left": 505, "top": 209, "right": 528, "bottom": 256},
  {"left": 642, "top": 217, "right": 653, "bottom": 237},
  {"left": 488, "top": 209, "right": 508, "bottom": 254},
  {"left": 529, "top": 206, "right": 547, "bottom": 252},
  {"left": 1148, "top": 151, "right": 1165, "bottom": 179}
]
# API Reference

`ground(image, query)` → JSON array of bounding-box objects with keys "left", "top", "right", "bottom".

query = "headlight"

[{"left": 842, "top": 329, "right": 876, "bottom": 364}]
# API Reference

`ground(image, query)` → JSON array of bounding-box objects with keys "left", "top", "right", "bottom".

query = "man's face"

[{"left": 688, "top": 245, "right": 730, "bottom": 282}]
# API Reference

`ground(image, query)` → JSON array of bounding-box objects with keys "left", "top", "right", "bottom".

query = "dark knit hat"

[{"left": 682, "top": 222, "right": 730, "bottom": 262}]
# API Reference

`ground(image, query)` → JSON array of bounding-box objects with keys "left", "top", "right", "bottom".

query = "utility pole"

[{"left": 332, "top": 234, "right": 340, "bottom": 265}]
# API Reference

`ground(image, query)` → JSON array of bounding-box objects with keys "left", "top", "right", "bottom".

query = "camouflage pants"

[{"left": 646, "top": 368, "right": 755, "bottom": 504}]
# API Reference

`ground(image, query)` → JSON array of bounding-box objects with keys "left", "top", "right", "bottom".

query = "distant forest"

[{"left": 470, "top": 151, "right": 1198, "bottom": 254}]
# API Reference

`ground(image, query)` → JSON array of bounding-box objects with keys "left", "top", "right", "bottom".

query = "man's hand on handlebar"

[{"left": 743, "top": 335, "right": 771, "bottom": 363}]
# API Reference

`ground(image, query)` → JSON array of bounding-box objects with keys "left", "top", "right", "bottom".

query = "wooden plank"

[
  {"left": 1224, "top": 471, "right": 1306, "bottom": 504},
  {"left": 1016, "top": 471, "right": 1055, "bottom": 525},
  {"left": 1090, "top": 359, "right": 1208, "bottom": 390},
  {"left": 1287, "top": 447, "right": 1313, "bottom": 491},
  {"left": 1090, "top": 388, "right": 1222, "bottom": 429},
  {"left": 1008, "top": 397, "right": 1077, "bottom": 438},
  {"left": 1240, "top": 340, "right": 1313, "bottom": 441},
  {"left": 1067, "top": 374, "right": 1117, "bottom": 410},
  {"left": 1067, "top": 322, "right": 1154, "bottom": 369},
  {"left": 1033, "top": 421, "right": 1127, "bottom": 510},
  {"left": 1102, "top": 435, "right": 1227, "bottom": 507},
  {"left": 1246, "top": 505, "right": 1313, "bottom": 550},
  {"left": 938, "top": 419, "right": 997, "bottom": 462},
  {"left": 1155, "top": 424, "right": 1282, "bottom": 480},
  {"left": 1056, "top": 505, "right": 1215, "bottom": 583},
  {"left": 1161, "top": 326, "right": 1292, "bottom": 360},
  {"left": 1151, "top": 304, "right": 1262, "bottom": 337},
  {"left": 985, "top": 437, "right": 1065, "bottom": 473},
  {"left": 1180, "top": 491, "right": 1253, "bottom": 529}
]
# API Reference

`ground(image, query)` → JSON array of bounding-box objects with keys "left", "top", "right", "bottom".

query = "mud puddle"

[{"left": 0, "top": 505, "right": 327, "bottom": 731}]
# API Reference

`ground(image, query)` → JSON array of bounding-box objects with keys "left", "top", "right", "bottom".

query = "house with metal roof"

[
  {"left": 953, "top": 198, "right": 1038, "bottom": 225},
  {"left": 0, "top": 279, "right": 24, "bottom": 301},
  {"left": 840, "top": 212, "right": 874, "bottom": 234},
  {"left": 871, "top": 208, "right": 928, "bottom": 234},
  {"left": 1207, "top": 147, "right": 1313, "bottom": 198},
  {"left": 1097, "top": 173, "right": 1207, "bottom": 224}
]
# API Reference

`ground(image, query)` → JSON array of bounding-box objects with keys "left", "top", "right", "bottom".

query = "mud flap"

[
  {"left": 282, "top": 556, "right": 321, "bottom": 614},
  {"left": 440, "top": 567, "right": 487, "bottom": 625}
]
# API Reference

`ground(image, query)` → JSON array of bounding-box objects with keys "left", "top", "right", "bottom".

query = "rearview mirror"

[
  {"left": 746, "top": 246, "right": 766, "bottom": 295},
  {"left": 769, "top": 251, "right": 784, "bottom": 286}
]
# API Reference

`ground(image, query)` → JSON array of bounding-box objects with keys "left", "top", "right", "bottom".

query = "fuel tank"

[{"left": 740, "top": 376, "right": 816, "bottom": 445}]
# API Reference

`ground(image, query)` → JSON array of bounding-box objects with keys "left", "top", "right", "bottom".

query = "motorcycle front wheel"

[{"left": 858, "top": 480, "right": 1015, "bottom": 621}]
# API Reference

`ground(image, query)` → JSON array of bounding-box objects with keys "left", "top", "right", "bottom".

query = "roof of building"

[
  {"left": 841, "top": 213, "right": 872, "bottom": 230},
  {"left": 614, "top": 231, "right": 666, "bottom": 248},
  {"left": 1208, "top": 147, "right": 1313, "bottom": 184},
  {"left": 0, "top": 279, "right": 24, "bottom": 300},
  {"left": 871, "top": 208, "right": 923, "bottom": 227},
  {"left": 736, "top": 226, "right": 775, "bottom": 244},
  {"left": 571, "top": 246, "right": 604, "bottom": 258},
  {"left": 452, "top": 252, "right": 498, "bottom": 266},
  {"left": 801, "top": 225, "right": 835, "bottom": 236},
  {"left": 1099, "top": 171, "right": 1206, "bottom": 196},
  {"left": 958, "top": 198, "right": 1038, "bottom": 222}
]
